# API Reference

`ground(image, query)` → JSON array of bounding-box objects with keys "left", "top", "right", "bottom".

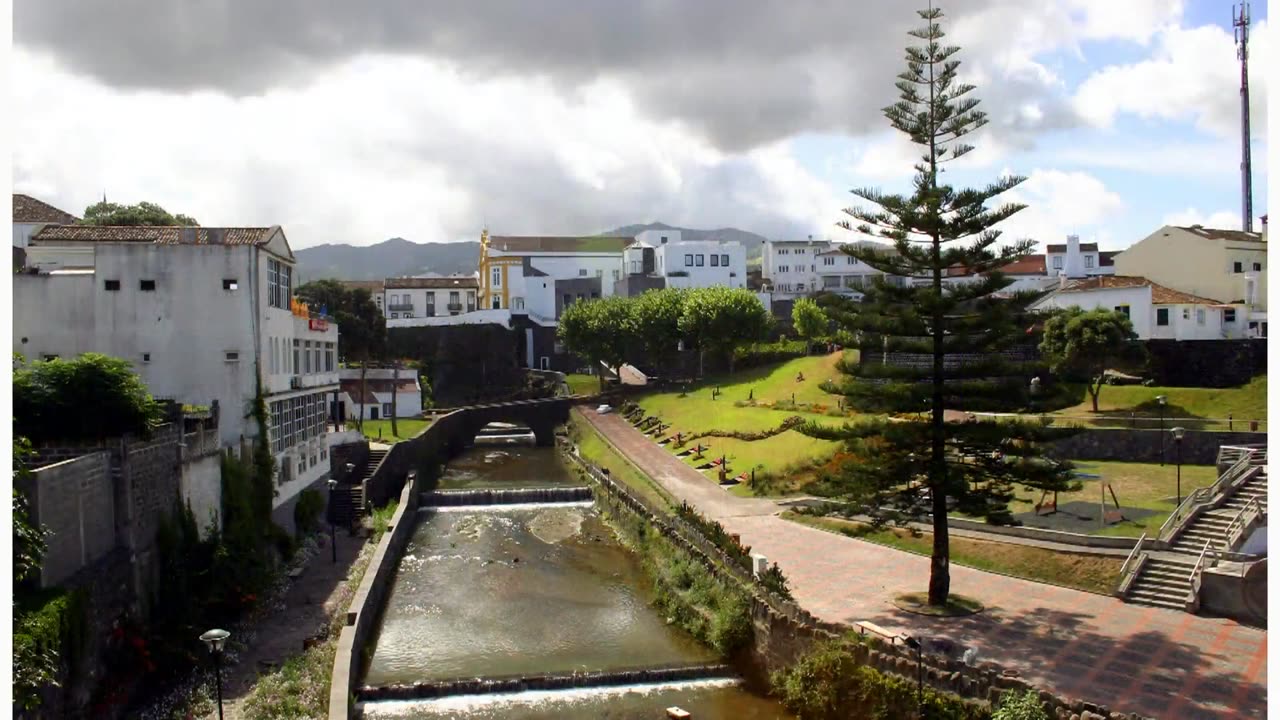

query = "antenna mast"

[{"left": 1234, "top": 3, "right": 1253, "bottom": 232}]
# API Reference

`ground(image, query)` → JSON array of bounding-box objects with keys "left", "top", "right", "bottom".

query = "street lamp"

[
  {"left": 1156, "top": 395, "right": 1168, "bottom": 465},
  {"left": 327, "top": 477, "right": 339, "bottom": 564},
  {"left": 1172, "top": 427, "right": 1186, "bottom": 505},
  {"left": 903, "top": 634, "right": 924, "bottom": 718},
  {"left": 199, "top": 628, "right": 231, "bottom": 720}
]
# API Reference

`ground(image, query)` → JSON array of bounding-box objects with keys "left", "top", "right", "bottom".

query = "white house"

[
  {"left": 1031, "top": 275, "right": 1248, "bottom": 340},
  {"left": 12, "top": 194, "right": 79, "bottom": 268},
  {"left": 762, "top": 238, "right": 829, "bottom": 298},
  {"left": 655, "top": 238, "right": 747, "bottom": 289},
  {"left": 383, "top": 276, "right": 478, "bottom": 319},
  {"left": 338, "top": 367, "right": 422, "bottom": 420},
  {"left": 1045, "top": 236, "right": 1117, "bottom": 278},
  {"left": 478, "top": 231, "right": 634, "bottom": 319},
  {"left": 14, "top": 224, "right": 342, "bottom": 511}
]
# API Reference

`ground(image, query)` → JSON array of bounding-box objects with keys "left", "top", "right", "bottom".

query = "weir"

[
  {"left": 359, "top": 662, "right": 734, "bottom": 701},
  {"left": 421, "top": 486, "right": 593, "bottom": 507}
]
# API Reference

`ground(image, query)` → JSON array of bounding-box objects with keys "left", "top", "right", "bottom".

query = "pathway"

[{"left": 580, "top": 407, "right": 1267, "bottom": 720}]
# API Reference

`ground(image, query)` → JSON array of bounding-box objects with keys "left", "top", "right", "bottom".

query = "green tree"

[
  {"left": 992, "top": 690, "right": 1051, "bottom": 720},
  {"left": 792, "top": 297, "right": 830, "bottom": 346},
  {"left": 80, "top": 200, "right": 198, "bottom": 226},
  {"left": 679, "top": 287, "right": 772, "bottom": 375},
  {"left": 13, "top": 438, "right": 47, "bottom": 589},
  {"left": 557, "top": 295, "right": 634, "bottom": 389},
  {"left": 630, "top": 288, "right": 688, "bottom": 377},
  {"left": 1039, "top": 307, "right": 1141, "bottom": 412},
  {"left": 821, "top": 5, "right": 1077, "bottom": 606},
  {"left": 296, "top": 280, "right": 386, "bottom": 430},
  {"left": 14, "top": 353, "right": 163, "bottom": 444}
]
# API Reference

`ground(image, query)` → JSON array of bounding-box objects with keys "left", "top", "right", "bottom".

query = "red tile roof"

[
  {"left": 13, "top": 194, "right": 79, "bottom": 224},
  {"left": 33, "top": 225, "right": 276, "bottom": 245},
  {"left": 384, "top": 276, "right": 478, "bottom": 289},
  {"left": 946, "top": 254, "right": 1045, "bottom": 277},
  {"left": 1060, "top": 275, "right": 1224, "bottom": 305},
  {"left": 340, "top": 378, "right": 419, "bottom": 403}
]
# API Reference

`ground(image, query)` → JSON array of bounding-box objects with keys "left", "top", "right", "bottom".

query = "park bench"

[{"left": 855, "top": 621, "right": 902, "bottom": 645}]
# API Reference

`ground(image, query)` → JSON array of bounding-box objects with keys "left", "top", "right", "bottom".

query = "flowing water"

[{"left": 362, "top": 435, "right": 790, "bottom": 718}]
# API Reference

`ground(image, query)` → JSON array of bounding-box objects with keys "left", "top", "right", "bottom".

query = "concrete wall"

[
  {"left": 1201, "top": 558, "right": 1266, "bottom": 626},
  {"left": 1046, "top": 428, "right": 1267, "bottom": 465},
  {"left": 180, "top": 453, "right": 223, "bottom": 539},
  {"left": 18, "top": 453, "right": 116, "bottom": 587},
  {"left": 1145, "top": 338, "right": 1267, "bottom": 388}
]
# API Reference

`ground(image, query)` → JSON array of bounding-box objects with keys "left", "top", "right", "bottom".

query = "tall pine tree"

[{"left": 815, "top": 4, "right": 1077, "bottom": 606}]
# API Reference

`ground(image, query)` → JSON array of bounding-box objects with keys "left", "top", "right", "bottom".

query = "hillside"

[{"left": 294, "top": 237, "right": 480, "bottom": 281}]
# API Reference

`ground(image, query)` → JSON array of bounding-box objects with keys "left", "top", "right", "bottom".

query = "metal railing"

[
  {"left": 1116, "top": 532, "right": 1149, "bottom": 596},
  {"left": 1218, "top": 444, "right": 1268, "bottom": 466},
  {"left": 1223, "top": 496, "right": 1263, "bottom": 551},
  {"left": 1186, "top": 539, "right": 1220, "bottom": 611},
  {"left": 1156, "top": 449, "right": 1259, "bottom": 543}
]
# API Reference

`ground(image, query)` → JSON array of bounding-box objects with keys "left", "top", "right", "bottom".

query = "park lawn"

[
  {"left": 358, "top": 418, "right": 429, "bottom": 443},
  {"left": 565, "top": 373, "right": 601, "bottom": 396},
  {"left": 568, "top": 409, "right": 675, "bottom": 512},
  {"left": 675, "top": 431, "right": 842, "bottom": 493},
  {"left": 1053, "top": 375, "right": 1266, "bottom": 430},
  {"left": 784, "top": 512, "right": 1122, "bottom": 595},
  {"left": 998, "top": 460, "right": 1218, "bottom": 538}
]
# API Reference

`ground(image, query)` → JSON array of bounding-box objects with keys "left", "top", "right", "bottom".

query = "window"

[
  {"left": 267, "top": 258, "right": 291, "bottom": 309},
  {"left": 796, "top": 248, "right": 806, "bottom": 255},
  {"left": 685, "top": 254, "right": 694, "bottom": 267},
  {"left": 142, "top": 352, "right": 151, "bottom": 363},
  {"left": 391, "top": 312, "right": 399, "bottom": 319},
  {"left": 847, "top": 256, "right": 856, "bottom": 265},
  {"left": 695, "top": 255, "right": 705, "bottom": 267},
  {"left": 595, "top": 269, "right": 603, "bottom": 277},
  {"left": 824, "top": 256, "right": 835, "bottom": 266},
  {"left": 1182, "top": 308, "right": 1191, "bottom": 320},
  {"left": 326, "top": 343, "right": 335, "bottom": 372},
  {"left": 1234, "top": 261, "right": 1244, "bottom": 273},
  {"left": 140, "top": 279, "right": 156, "bottom": 291},
  {"left": 614, "top": 269, "right": 621, "bottom": 280},
  {"left": 1196, "top": 308, "right": 1206, "bottom": 325},
  {"left": 563, "top": 294, "right": 573, "bottom": 309},
  {"left": 293, "top": 339, "right": 300, "bottom": 371},
  {"left": 513, "top": 297, "right": 525, "bottom": 310},
  {"left": 223, "top": 279, "right": 238, "bottom": 290},
  {"left": 1254, "top": 262, "right": 1263, "bottom": 271},
  {"left": 779, "top": 248, "right": 789, "bottom": 255},
  {"left": 1113, "top": 305, "right": 1129, "bottom": 318},
  {"left": 721, "top": 254, "right": 729, "bottom": 267},
  {"left": 492, "top": 297, "right": 501, "bottom": 309},
  {"left": 104, "top": 279, "right": 120, "bottom": 291},
  {"left": 711, "top": 254, "right": 720, "bottom": 267},
  {"left": 779, "top": 265, "right": 789, "bottom": 273},
  {"left": 1084, "top": 256, "right": 1094, "bottom": 269},
  {"left": 303, "top": 341, "right": 311, "bottom": 373},
  {"left": 1224, "top": 308, "right": 1237, "bottom": 323},
  {"left": 404, "top": 312, "right": 413, "bottom": 318},
  {"left": 225, "top": 351, "right": 240, "bottom": 362},
  {"left": 578, "top": 269, "right": 587, "bottom": 277},
  {"left": 383, "top": 403, "right": 393, "bottom": 417},
  {"left": 576, "top": 293, "right": 585, "bottom": 302},
  {"left": 1156, "top": 308, "right": 1170, "bottom": 326},
  {"left": 426, "top": 294, "right": 435, "bottom": 315},
  {"left": 492, "top": 267, "right": 502, "bottom": 287},
  {"left": 1052, "top": 257, "right": 1063, "bottom": 270},
  {"left": 590, "top": 292, "right": 599, "bottom": 299}
]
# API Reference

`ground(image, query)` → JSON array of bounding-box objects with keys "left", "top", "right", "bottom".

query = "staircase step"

[
  {"left": 1127, "top": 595, "right": 1186, "bottom": 611},
  {"left": 1127, "top": 588, "right": 1186, "bottom": 604}
]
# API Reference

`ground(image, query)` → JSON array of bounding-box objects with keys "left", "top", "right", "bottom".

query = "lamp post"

[
  {"left": 327, "top": 477, "right": 339, "bottom": 563},
  {"left": 199, "top": 628, "right": 230, "bottom": 720},
  {"left": 1172, "top": 427, "right": 1185, "bottom": 505},
  {"left": 1156, "top": 395, "right": 1168, "bottom": 465},
  {"left": 903, "top": 634, "right": 924, "bottom": 718}
]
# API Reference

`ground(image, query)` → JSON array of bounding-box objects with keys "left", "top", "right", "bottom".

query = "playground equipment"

[{"left": 1034, "top": 465, "right": 1125, "bottom": 526}]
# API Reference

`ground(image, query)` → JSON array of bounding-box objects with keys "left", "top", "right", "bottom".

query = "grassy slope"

[
  {"left": 565, "top": 373, "right": 601, "bottom": 396},
  {"left": 786, "top": 512, "right": 1122, "bottom": 595},
  {"left": 358, "top": 418, "right": 429, "bottom": 443},
  {"left": 1053, "top": 376, "right": 1266, "bottom": 428},
  {"left": 569, "top": 409, "right": 675, "bottom": 512}
]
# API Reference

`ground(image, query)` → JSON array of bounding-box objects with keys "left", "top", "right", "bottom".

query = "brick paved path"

[{"left": 581, "top": 408, "right": 1267, "bottom": 720}]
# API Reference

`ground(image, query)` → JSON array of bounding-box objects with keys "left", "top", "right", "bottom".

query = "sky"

[{"left": 10, "top": 0, "right": 1272, "bottom": 251}]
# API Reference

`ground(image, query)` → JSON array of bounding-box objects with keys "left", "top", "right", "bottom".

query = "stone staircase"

[
  {"left": 331, "top": 447, "right": 388, "bottom": 527},
  {"left": 1121, "top": 449, "right": 1267, "bottom": 611}
]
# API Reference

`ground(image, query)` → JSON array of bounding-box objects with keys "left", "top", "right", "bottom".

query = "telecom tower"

[{"left": 1234, "top": 3, "right": 1253, "bottom": 232}]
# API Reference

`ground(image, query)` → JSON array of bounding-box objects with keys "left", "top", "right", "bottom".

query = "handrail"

[
  {"left": 1157, "top": 450, "right": 1258, "bottom": 542},
  {"left": 1223, "top": 496, "right": 1263, "bottom": 551},
  {"left": 1186, "top": 539, "right": 1220, "bottom": 610},
  {"left": 1118, "top": 532, "right": 1147, "bottom": 582},
  {"left": 1217, "top": 445, "right": 1267, "bottom": 466}
]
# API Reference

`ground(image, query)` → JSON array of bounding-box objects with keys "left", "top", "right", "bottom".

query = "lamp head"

[
  {"left": 1156, "top": 395, "right": 1167, "bottom": 406},
  {"left": 328, "top": 477, "right": 338, "bottom": 490},
  {"left": 200, "top": 628, "right": 230, "bottom": 653},
  {"left": 903, "top": 635, "right": 921, "bottom": 650},
  {"left": 1172, "top": 426, "right": 1186, "bottom": 440}
]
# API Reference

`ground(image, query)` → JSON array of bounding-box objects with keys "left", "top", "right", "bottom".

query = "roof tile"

[
  {"left": 13, "top": 194, "right": 79, "bottom": 224},
  {"left": 384, "top": 276, "right": 478, "bottom": 289},
  {"left": 1060, "top": 275, "right": 1225, "bottom": 305},
  {"left": 33, "top": 225, "right": 275, "bottom": 246}
]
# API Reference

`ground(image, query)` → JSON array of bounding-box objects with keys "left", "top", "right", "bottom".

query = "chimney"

[{"left": 1064, "top": 234, "right": 1084, "bottom": 278}]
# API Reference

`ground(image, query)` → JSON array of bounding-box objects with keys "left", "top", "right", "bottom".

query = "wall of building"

[
  {"left": 554, "top": 276, "right": 604, "bottom": 317},
  {"left": 13, "top": 221, "right": 46, "bottom": 249},
  {"left": 1035, "top": 285, "right": 1154, "bottom": 339},
  {"left": 1114, "top": 227, "right": 1267, "bottom": 309},
  {"left": 657, "top": 241, "right": 747, "bottom": 290},
  {"left": 17, "top": 452, "right": 116, "bottom": 588}
]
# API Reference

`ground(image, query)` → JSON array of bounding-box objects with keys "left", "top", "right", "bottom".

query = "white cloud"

[
  {"left": 998, "top": 169, "right": 1125, "bottom": 246},
  {"left": 11, "top": 49, "right": 835, "bottom": 247},
  {"left": 1073, "top": 21, "right": 1270, "bottom": 139},
  {"left": 1161, "top": 207, "right": 1252, "bottom": 231}
]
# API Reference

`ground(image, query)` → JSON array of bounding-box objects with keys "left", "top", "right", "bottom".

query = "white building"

[
  {"left": 338, "top": 367, "right": 422, "bottom": 420},
  {"left": 13, "top": 194, "right": 79, "bottom": 267},
  {"left": 1045, "top": 236, "right": 1117, "bottom": 278},
  {"left": 383, "top": 276, "right": 478, "bottom": 319},
  {"left": 1031, "top": 275, "right": 1248, "bottom": 340},
  {"left": 762, "top": 238, "right": 829, "bottom": 298},
  {"left": 14, "top": 224, "right": 342, "bottom": 510},
  {"left": 478, "top": 232, "right": 635, "bottom": 319}
]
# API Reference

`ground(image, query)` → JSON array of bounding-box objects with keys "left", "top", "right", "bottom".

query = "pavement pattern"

[{"left": 580, "top": 407, "right": 1267, "bottom": 720}]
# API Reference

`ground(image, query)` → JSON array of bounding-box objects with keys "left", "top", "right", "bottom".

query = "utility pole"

[{"left": 1234, "top": 3, "right": 1253, "bottom": 232}]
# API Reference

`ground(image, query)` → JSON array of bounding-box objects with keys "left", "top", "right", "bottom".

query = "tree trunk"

[
  {"left": 391, "top": 362, "right": 399, "bottom": 438},
  {"left": 1090, "top": 375, "right": 1103, "bottom": 413}
]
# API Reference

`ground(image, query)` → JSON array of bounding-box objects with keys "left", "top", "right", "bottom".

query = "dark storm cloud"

[{"left": 15, "top": 0, "right": 1081, "bottom": 152}]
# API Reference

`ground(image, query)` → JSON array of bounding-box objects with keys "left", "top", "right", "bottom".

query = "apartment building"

[
  {"left": 477, "top": 230, "right": 635, "bottom": 318},
  {"left": 384, "top": 276, "right": 478, "bottom": 319},
  {"left": 615, "top": 230, "right": 748, "bottom": 296},
  {"left": 14, "top": 224, "right": 342, "bottom": 510},
  {"left": 762, "top": 238, "right": 828, "bottom": 298}
]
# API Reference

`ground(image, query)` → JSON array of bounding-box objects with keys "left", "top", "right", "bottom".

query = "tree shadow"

[{"left": 854, "top": 601, "right": 1265, "bottom": 719}]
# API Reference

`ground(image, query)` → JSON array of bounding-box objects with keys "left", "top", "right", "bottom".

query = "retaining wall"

[{"left": 1046, "top": 428, "right": 1266, "bottom": 465}]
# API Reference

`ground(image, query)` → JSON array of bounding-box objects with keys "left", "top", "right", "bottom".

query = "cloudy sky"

[{"left": 11, "top": 0, "right": 1271, "bottom": 250}]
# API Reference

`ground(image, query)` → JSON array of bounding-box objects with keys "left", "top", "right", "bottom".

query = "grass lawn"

[
  {"left": 569, "top": 409, "right": 675, "bottom": 512},
  {"left": 565, "top": 373, "right": 602, "bottom": 396},
  {"left": 357, "top": 418, "right": 430, "bottom": 443},
  {"left": 1051, "top": 376, "right": 1266, "bottom": 431},
  {"left": 674, "top": 431, "right": 841, "bottom": 495},
  {"left": 999, "top": 460, "right": 1219, "bottom": 538},
  {"left": 785, "top": 511, "right": 1123, "bottom": 595}
]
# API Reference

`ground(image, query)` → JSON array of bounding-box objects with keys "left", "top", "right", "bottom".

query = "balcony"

[
  {"left": 447, "top": 302, "right": 463, "bottom": 312},
  {"left": 387, "top": 302, "right": 414, "bottom": 312}
]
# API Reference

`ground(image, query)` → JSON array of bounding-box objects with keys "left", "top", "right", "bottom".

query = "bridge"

[{"left": 431, "top": 396, "right": 577, "bottom": 449}]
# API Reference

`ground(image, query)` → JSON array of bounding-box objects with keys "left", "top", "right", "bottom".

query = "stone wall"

[
  {"left": 17, "top": 452, "right": 116, "bottom": 588},
  {"left": 1046, "top": 428, "right": 1266, "bottom": 465},
  {"left": 1145, "top": 339, "right": 1266, "bottom": 388}
]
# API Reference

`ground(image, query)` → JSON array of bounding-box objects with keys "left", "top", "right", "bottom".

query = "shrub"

[
  {"left": 293, "top": 489, "right": 325, "bottom": 535},
  {"left": 14, "top": 588, "right": 88, "bottom": 710},
  {"left": 993, "top": 690, "right": 1050, "bottom": 720},
  {"left": 14, "top": 353, "right": 164, "bottom": 443}
]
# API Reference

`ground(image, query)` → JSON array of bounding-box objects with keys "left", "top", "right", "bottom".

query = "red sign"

[{"left": 309, "top": 317, "right": 328, "bottom": 331}]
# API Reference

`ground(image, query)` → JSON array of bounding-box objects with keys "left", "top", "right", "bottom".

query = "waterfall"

[
  {"left": 421, "top": 486, "right": 593, "bottom": 507},
  {"left": 358, "top": 662, "right": 736, "bottom": 701}
]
